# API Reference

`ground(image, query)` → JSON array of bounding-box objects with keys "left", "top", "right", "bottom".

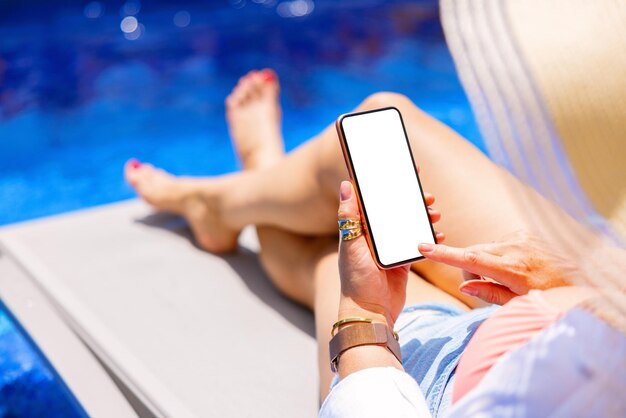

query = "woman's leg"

[
  {"left": 127, "top": 84, "right": 602, "bottom": 303},
  {"left": 219, "top": 91, "right": 604, "bottom": 304},
  {"left": 221, "top": 69, "right": 331, "bottom": 307},
  {"left": 212, "top": 73, "right": 469, "bottom": 401},
  {"left": 128, "top": 89, "right": 601, "bottom": 249}
]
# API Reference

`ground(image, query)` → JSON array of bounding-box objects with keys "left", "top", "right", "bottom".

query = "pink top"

[{"left": 452, "top": 290, "right": 562, "bottom": 403}]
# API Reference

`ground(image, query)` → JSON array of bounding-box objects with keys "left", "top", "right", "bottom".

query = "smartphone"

[{"left": 336, "top": 107, "right": 436, "bottom": 269}]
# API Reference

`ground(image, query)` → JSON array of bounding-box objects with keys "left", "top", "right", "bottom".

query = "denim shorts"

[{"left": 331, "top": 302, "right": 499, "bottom": 417}]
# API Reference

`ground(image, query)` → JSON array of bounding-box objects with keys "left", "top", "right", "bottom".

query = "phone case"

[{"left": 335, "top": 106, "right": 435, "bottom": 269}]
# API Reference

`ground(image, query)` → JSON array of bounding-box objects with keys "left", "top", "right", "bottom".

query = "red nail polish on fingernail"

[
  {"left": 262, "top": 71, "right": 275, "bottom": 82},
  {"left": 128, "top": 159, "right": 141, "bottom": 169}
]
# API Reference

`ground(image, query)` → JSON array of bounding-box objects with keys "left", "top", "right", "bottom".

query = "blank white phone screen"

[{"left": 341, "top": 108, "right": 435, "bottom": 266}]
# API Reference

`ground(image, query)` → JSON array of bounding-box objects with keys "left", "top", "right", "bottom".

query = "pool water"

[
  {"left": 0, "top": 300, "right": 87, "bottom": 417},
  {"left": 0, "top": 0, "right": 482, "bottom": 226}
]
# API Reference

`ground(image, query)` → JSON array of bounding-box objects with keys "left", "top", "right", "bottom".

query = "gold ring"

[
  {"left": 338, "top": 219, "right": 361, "bottom": 230},
  {"left": 340, "top": 227, "right": 362, "bottom": 241}
]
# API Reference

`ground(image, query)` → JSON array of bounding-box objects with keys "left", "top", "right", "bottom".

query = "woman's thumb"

[
  {"left": 337, "top": 180, "right": 370, "bottom": 274},
  {"left": 337, "top": 181, "right": 367, "bottom": 251},
  {"left": 338, "top": 181, "right": 360, "bottom": 220},
  {"left": 459, "top": 280, "right": 517, "bottom": 305}
]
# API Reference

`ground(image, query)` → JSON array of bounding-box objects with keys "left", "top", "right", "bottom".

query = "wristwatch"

[{"left": 329, "top": 322, "right": 402, "bottom": 373}]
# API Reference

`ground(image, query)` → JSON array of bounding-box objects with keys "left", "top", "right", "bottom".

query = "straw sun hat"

[{"left": 441, "top": 0, "right": 626, "bottom": 243}]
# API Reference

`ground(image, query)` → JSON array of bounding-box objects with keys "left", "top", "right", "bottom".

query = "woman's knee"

[{"left": 361, "top": 92, "right": 416, "bottom": 113}]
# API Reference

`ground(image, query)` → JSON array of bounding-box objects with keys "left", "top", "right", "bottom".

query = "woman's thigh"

[{"left": 315, "top": 92, "right": 600, "bottom": 253}]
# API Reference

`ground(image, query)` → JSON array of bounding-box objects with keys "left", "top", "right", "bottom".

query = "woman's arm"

[{"left": 320, "top": 181, "right": 436, "bottom": 417}]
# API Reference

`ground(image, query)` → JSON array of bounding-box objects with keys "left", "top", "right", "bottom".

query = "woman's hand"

[
  {"left": 334, "top": 180, "right": 442, "bottom": 378},
  {"left": 337, "top": 181, "right": 443, "bottom": 328},
  {"left": 418, "top": 230, "right": 582, "bottom": 305}
]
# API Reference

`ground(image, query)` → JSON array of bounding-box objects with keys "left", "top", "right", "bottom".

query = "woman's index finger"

[{"left": 419, "top": 243, "right": 513, "bottom": 281}]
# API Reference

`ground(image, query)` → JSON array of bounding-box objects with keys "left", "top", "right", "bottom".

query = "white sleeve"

[{"left": 319, "top": 367, "right": 431, "bottom": 418}]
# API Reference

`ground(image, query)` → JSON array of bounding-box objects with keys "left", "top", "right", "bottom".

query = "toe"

[
  {"left": 229, "top": 88, "right": 245, "bottom": 107},
  {"left": 261, "top": 68, "right": 278, "bottom": 84},
  {"left": 127, "top": 162, "right": 157, "bottom": 186},
  {"left": 231, "top": 77, "right": 247, "bottom": 99},
  {"left": 261, "top": 68, "right": 277, "bottom": 82},
  {"left": 124, "top": 158, "right": 142, "bottom": 185},
  {"left": 229, "top": 69, "right": 278, "bottom": 107},
  {"left": 260, "top": 68, "right": 279, "bottom": 95},
  {"left": 239, "top": 74, "right": 258, "bottom": 103},
  {"left": 225, "top": 94, "right": 235, "bottom": 109},
  {"left": 248, "top": 72, "right": 266, "bottom": 97}
]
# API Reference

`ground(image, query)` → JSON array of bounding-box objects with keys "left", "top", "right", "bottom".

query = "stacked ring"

[
  {"left": 340, "top": 228, "right": 363, "bottom": 241},
  {"left": 338, "top": 219, "right": 361, "bottom": 230},
  {"left": 338, "top": 218, "right": 363, "bottom": 241}
]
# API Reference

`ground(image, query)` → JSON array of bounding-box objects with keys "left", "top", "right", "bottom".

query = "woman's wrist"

[
  {"left": 334, "top": 299, "right": 403, "bottom": 379},
  {"left": 337, "top": 344, "right": 403, "bottom": 379},
  {"left": 338, "top": 297, "right": 395, "bottom": 330}
]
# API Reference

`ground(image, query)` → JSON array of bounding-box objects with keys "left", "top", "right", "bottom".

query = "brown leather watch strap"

[{"left": 329, "top": 322, "right": 402, "bottom": 373}]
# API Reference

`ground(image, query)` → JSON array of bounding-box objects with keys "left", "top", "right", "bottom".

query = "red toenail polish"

[
  {"left": 262, "top": 71, "right": 275, "bottom": 82},
  {"left": 129, "top": 159, "right": 141, "bottom": 169}
]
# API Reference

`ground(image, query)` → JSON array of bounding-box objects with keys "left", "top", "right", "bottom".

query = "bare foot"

[
  {"left": 124, "top": 69, "right": 285, "bottom": 253},
  {"left": 226, "top": 69, "right": 284, "bottom": 170},
  {"left": 124, "top": 159, "right": 238, "bottom": 253}
]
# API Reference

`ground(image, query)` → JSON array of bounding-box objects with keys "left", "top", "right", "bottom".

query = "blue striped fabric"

[
  {"left": 330, "top": 302, "right": 499, "bottom": 417},
  {"left": 395, "top": 303, "right": 498, "bottom": 417}
]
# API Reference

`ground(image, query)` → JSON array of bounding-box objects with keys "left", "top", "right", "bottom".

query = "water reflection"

[
  {"left": 276, "top": 0, "right": 314, "bottom": 18},
  {"left": 120, "top": 16, "right": 138, "bottom": 33},
  {"left": 0, "top": 1, "right": 444, "bottom": 122},
  {"left": 84, "top": 1, "right": 104, "bottom": 19},
  {"left": 173, "top": 10, "right": 191, "bottom": 28}
]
